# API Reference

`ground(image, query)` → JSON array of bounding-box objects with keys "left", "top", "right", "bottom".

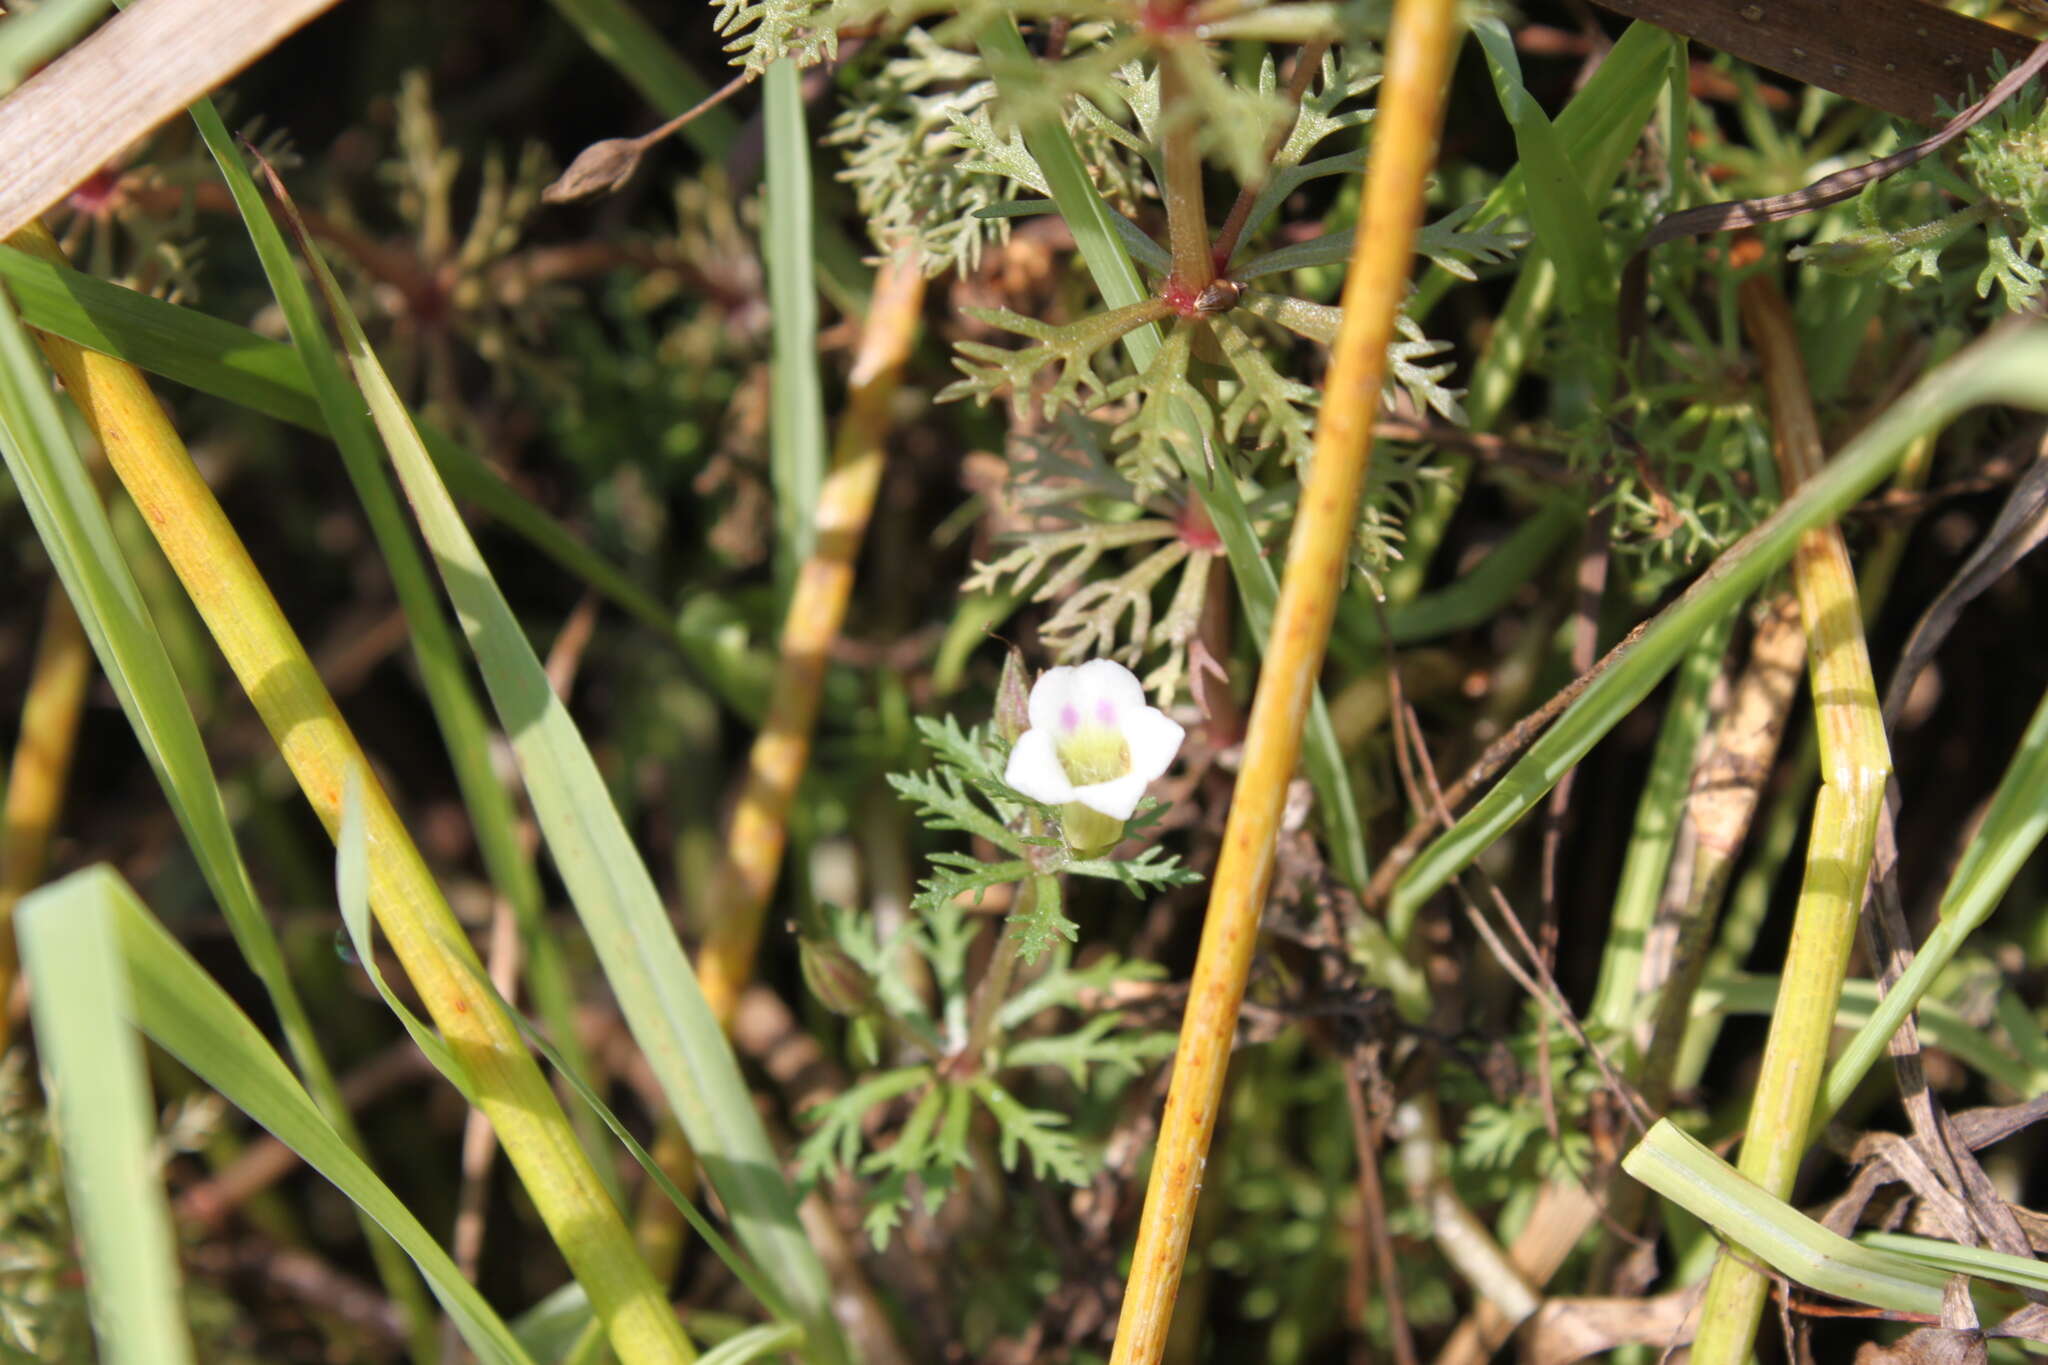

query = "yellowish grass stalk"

[
  {"left": 1106, "top": 2, "right": 1460, "bottom": 1357},
  {"left": 8, "top": 221, "right": 696, "bottom": 1365},
  {"left": 1688, "top": 277, "right": 1893, "bottom": 1365},
  {"left": 0, "top": 582, "right": 92, "bottom": 1047},
  {"left": 697, "top": 254, "right": 928, "bottom": 1026}
]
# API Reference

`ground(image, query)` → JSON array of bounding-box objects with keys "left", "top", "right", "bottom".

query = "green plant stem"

[
  {"left": 1157, "top": 48, "right": 1215, "bottom": 292},
  {"left": 956, "top": 877, "right": 1044, "bottom": 1072},
  {"left": 1589, "top": 610, "right": 1734, "bottom": 1035}
]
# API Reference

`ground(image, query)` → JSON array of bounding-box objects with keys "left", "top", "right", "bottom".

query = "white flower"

[{"left": 1003, "top": 659, "right": 1185, "bottom": 821}]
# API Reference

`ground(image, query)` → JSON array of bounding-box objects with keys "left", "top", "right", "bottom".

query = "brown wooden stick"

[
  {"left": 1589, "top": 0, "right": 2037, "bottom": 123},
  {"left": 0, "top": 0, "right": 345, "bottom": 238}
]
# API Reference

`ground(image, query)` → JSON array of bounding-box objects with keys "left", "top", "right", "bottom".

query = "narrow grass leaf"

[
  {"left": 1472, "top": 18, "right": 1612, "bottom": 318},
  {"left": 459, "top": 950, "right": 797, "bottom": 1323},
  {"left": 1696, "top": 973, "right": 2035, "bottom": 1099},
  {"left": 70, "top": 866, "right": 539, "bottom": 1365},
  {"left": 1622, "top": 1119, "right": 1949, "bottom": 1317},
  {"left": 699, "top": 1325, "right": 807, "bottom": 1364},
  {"left": 264, "top": 166, "right": 849, "bottom": 1364},
  {"left": 764, "top": 56, "right": 828, "bottom": 586},
  {"left": 17, "top": 875, "right": 194, "bottom": 1365},
  {"left": 334, "top": 766, "right": 475, "bottom": 1101},
  {"left": 0, "top": 243, "right": 713, "bottom": 671},
  {"left": 187, "top": 98, "right": 607, "bottom": 1174},
  {"left": 1590, "top": 604, "right": 1736, "bottom": 1033},
  {"left": 1411, "top": 20, "right": 1673, "bottom": 317}
]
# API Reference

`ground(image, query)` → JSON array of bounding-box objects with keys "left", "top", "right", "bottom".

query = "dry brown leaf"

[{"left": 1520, "top": 1287, "right": 1702, "bottom": 1364}]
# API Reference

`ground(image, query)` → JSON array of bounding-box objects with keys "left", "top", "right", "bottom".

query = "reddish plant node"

[
  {"left": 1176, "top": 502, "right": 1223, "bottom": 553},
  {"left": 1161, "top": 279, "right": 1203, "bottom": 318},
  {"left": 68, "top": 168, "right": 123, "bottom": 217},
  {"left": 1134, "top": 0, "right": 1195, "bottom": 35}
]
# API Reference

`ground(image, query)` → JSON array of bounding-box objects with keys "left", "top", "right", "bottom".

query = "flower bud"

[
  {"left": 995, "top": 647, "right": 1031, "bottom": 745},
  {"left": 797, "top": 925, "right": 879, "bottom": 1018}
]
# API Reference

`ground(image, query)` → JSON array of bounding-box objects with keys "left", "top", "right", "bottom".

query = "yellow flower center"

[{"left": 1054, "top": 725, "right": 1130, "bottom": 788}]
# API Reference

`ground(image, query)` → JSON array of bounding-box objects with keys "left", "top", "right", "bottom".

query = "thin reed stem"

[
  {"left": 697, "top": 254, "right": 928, "bottom": 1026},
  {"left": 0, "top": 582, "right": 91, "bottom": 1048},
  {"left": 1107, "top": 2, "right": 1461, "bottom": 1357}
]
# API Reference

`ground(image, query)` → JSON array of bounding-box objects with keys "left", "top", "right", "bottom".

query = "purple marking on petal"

[
  {"left": 1096, "top": 697, "right": 1118, "bottom": 726},
  {"left": 1059, "top": 702, "right": 1080, "bottom": 732}
]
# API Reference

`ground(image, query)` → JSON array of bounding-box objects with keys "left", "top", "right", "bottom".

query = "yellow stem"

[
  {"left": 697, "top": 255, "right": 928, "bottom": 1026},
  {"left": 8, "top": 220, "right": 694, "bottom": 1365},
  {"left": 1107, "top": 3, "right": 1460, "bottom": 1358},
  {"left": 0, "top": 582, "right": 93, "bottom": 1048},
  {"left": 1690, "top": 277, "right": 1893, "bottom": 1365}
]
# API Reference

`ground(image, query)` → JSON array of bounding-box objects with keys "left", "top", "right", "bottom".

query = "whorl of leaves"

[{"left": 828, "top": 29, "right": 1013, "bottom": 273}]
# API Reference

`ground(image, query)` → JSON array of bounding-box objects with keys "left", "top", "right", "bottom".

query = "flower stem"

[{"left": 956, "top": 872, "right": 1055, "bottom": 1073}]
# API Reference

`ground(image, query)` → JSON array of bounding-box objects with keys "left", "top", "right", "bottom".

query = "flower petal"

[
  {"left": 1123, "top": 705, "right": 1186, "bottom": 782},
  {"left": 1026, "top": 664, "right": 1080, "bottom": 734},
  {"left": 1070, "top": 772, "right": 1148, "bottom": 821},
  {"left": 1003, "top": 728, "right": 1075, "bottom": 805},
  {"left": 1067, "top": 658, "right": 1148, "bottom": 731}
]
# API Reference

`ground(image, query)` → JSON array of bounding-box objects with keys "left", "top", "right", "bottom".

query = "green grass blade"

[
  {"left": 1862, "top": 1232, "right": 2048, "bottom": 1295},
  {"left": 977, "top": 15, "right": 1370, "bottom": 889},
  {"left": 1821, "top": 676, "right": 2048, "bottom": 1118},
  {"left": 466, "top": 954, "right": 796, "bottom": 1325},
  {"left": 1695, "top": 973, "right": 2036, "bottom": 1098},
  {"left": 0, "top": 242, "right": 322, "bottom": 425},
  {"left": 1409, "top": 20, "right": 1675, "bottom": 319},
  {"left": 269, "top": 176, "right": 851, "bottom": 1365},
  {"left": 187, "top": 100, "right": 607, "bottom": 1173},
  {"left": 17, "top": 875, "right": 195, "bottom": 1365},
  {"left": 699, "top": 1325, "right": 807, "bottom": 1364},
  {"left": 1471, "top": 18, "right": 1613, "bottom": 320},
  {"left": 764, "top": 56, "right": 827, "bottom": 587},
  {"left": 1389, "top": 21, "right": 1672, "bottom": 604},
  {"left": 0, "top": 273, "right": 444, "bottom": 1361},
  {"left": 73, "top": 866, "right": 541, "bottom": 1365},
  {"left": 1336, "top": 497, "right": 1579, "bottom": 649},
  {"left": 1389, "top": 325, "right": 2048, "bottom": 940},
  {"left": 331, "top": 767, "right": 475, "bottom": 1100},
  {"left": 1622, "top": 1119, "right": 1949, "bottom": 1317}
]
